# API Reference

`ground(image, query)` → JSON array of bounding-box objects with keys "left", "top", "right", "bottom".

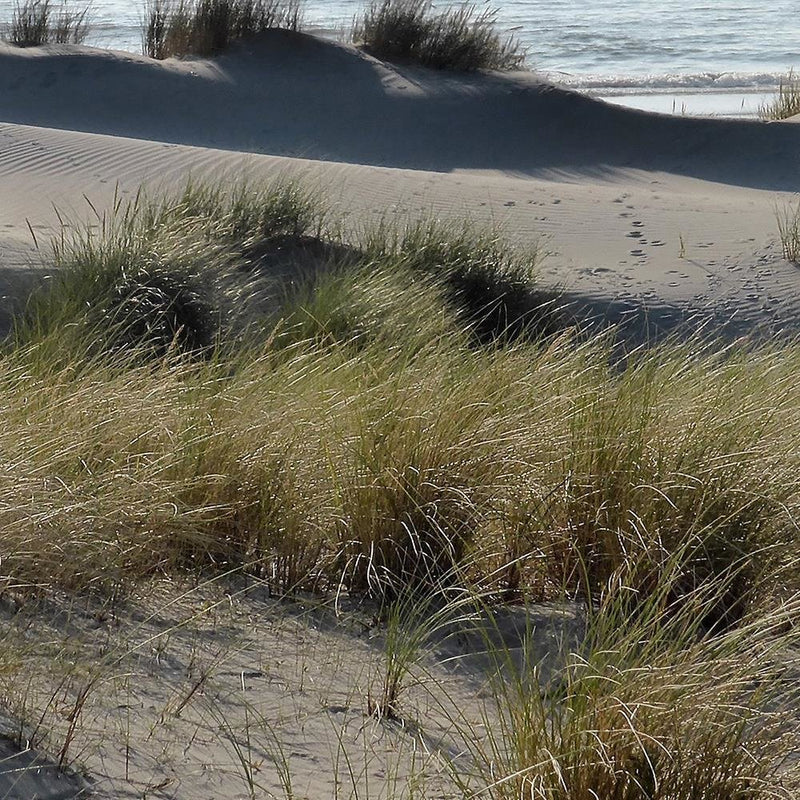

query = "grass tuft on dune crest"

[
  {"left": 5, "top": 0, "right": 90, "bottom": 47},
  {"left": 144, "top": 0, "right": 302, "bottom": 59},
  {"left": 353, "top": 0, "right": 526, "bottom": 72},
  {"left": 760, "top": 69, "right": 800, "bottom": 121}
]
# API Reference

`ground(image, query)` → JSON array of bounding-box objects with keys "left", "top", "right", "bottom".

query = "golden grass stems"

[
  {"left": 6, "top": 0, "right": 90, "bottom": 47},
  {"left": 144, "top": 0, "right": 302, "bottom": 59},
  {"left": 4, "top": 175, "right": 800, "bottom": 794},
  {"left": 760, "top": 69, "right": 800, "bottom": 121},
  {"left": 4, "top": 177, "right": 800, "bottom": 620},
  {"left": 353, "top": 0, "right": 526, "bottom": 72}
]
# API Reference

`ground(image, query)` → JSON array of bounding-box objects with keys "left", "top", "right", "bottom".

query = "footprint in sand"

[
  {"left": 649, "top": 240, "right": 665, "bottom": 247},
  {"left": 630, "top": 249, "right": 646, "bottom": 257},
  {"left": 552, "top": 199, "right": 562, "bottom": 205},
  {"left": 504, "top": 201, "right": 516, "bottom": 207},
  {"left": 626, "top": 231, "right": 643, "bottom": 238},
  {"left": 631, "top": 221, "right": 644, "bottom": 227}
]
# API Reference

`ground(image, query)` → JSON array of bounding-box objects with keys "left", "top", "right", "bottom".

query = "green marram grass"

[
  {"left": 144, "top": 0, "right": 302, "bottom": 59},
  {"left": 4, "top": 177, "right": 800, "bottom": 795},
  {"left": 7, "top": 178, "right": 800, "bottom": 609},
  {"left": 353, "top": 0, "right": 526, "bottom": 72},
  {"left": 777, "top": 198, "right": 800, "bottom": 263},
  {"left": 760, "top": 69, "right": 800, "bottom": 121}
]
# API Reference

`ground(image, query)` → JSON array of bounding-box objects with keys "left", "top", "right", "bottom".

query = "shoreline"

[{"left": 596, "top": 89, "right": 775, "bottom": 118}]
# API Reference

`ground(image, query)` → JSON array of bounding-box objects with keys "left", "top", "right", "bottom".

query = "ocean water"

[{"left": 1, "top": 1, "right": 797, "bottom": 114}]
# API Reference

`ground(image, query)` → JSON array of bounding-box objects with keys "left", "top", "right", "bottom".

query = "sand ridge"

[
  {"left": 0, "top": 31, "right": 799, "bottom": 341},
  {"left": 0, "top": 31, "right": 798, "bottom": 343}
]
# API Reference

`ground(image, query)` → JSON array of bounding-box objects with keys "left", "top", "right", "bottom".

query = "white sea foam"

[{"left": 554, "top": 71, "right": 788, "bottom": 95}]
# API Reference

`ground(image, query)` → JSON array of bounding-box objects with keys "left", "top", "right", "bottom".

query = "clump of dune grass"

[
  {"left": 14, "top": 182, "right": 324, "bottom": 362},
  {"left": 777, "top": 199, "right": 800, "bottom": 263},
  {"left": 448, "top": 570, "right": 800, "bottom": 799},
  {"left": 353, "top": 0, "right": 525, "bottom": 72},
  {"left": 9, "top": 179, "right": 800, "bottom": 800},
  {"left": 5, "top": 0, "right": 90, "bottom": 46},
  {"left": 6, "top": 178, "right": 800, "bottom": 615},
  {"left": 760, "top": 69, "right": 800, "bottom": 120},
  {"left": 144, "top": 0, "right": 302, "bottom": 59},
  {"left": 362, "top": 219, "right": 562, "bottom": 343}
]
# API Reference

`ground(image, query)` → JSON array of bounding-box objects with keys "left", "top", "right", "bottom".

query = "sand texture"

[{"left": 0, "top": 32, "right": 799, "bottom": 342}]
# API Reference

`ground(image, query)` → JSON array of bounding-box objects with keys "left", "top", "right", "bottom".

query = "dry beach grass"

[
  {"left": 5, "top": 0, "right": 89, "bottom": 46},
  {"left": 0, "top": 4, "right": 799, "bottom": 797},
  {"left": 144, "top": 0, "right": 302, "bottom": 59},
  {"left": 1, "top": 180, "right": 800, "bottom": 797}
]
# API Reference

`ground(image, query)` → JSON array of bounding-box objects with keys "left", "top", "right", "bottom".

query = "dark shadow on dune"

[
  {"left": 241, "top": 234, "right": 359, "bottom": 282},
  {"left": 0, "top": 32, "right": 799, "bottom": 191},
  {"left": 0, "top": 267, "right": 49, "bottom": 340},
  {"left": 0, "top": 736, "right": 89, "bottom": 799},
  {"left": 557, "top": 289, "right": 799, "bottom": 353}
]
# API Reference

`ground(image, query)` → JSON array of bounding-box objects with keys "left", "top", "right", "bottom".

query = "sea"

[{"left": 3, "top": 0, "right": 799, "bottom": 116}]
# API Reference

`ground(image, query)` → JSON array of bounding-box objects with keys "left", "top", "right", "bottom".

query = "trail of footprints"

[{"left": 613, "top": 200, "right": 667, "bottom": 258}]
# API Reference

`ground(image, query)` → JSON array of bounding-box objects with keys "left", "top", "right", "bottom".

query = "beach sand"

[
  {"left": 1, "top": 31, "right": 800, "bottom": 343},
  {"left": 1, "top": 29, "right": 799, "bottom": 798}
]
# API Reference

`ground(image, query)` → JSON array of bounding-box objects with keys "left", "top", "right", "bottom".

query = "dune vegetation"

[
  {"left": 353, "top": 0, "right": 526, "bottom": 71},
  {"left": 4, "top": 0, "right": 90, "bottom": 47},
  {"left": 760, "top": 69, "right": 800, "bottom": 120},
  {"left": 140, "top": 0, "right": 526, "bottom": 72},
  {"left": 143, "top": 0, "right": 302, "bottom": 59},
  {"left": 3, "top": 178, "right": 800, "bottom": 795}
]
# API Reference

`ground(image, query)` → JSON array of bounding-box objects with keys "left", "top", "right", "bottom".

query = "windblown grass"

[
  {"left": 144, "top": 0, "right": 302, "bottom": 59},
  {"left": 15, "top": 181, "right": 324, "bottom": 362},
  {"left": 5, "top": 0, "right": 89, "bottom": 46},
  {"left": 760, "top": 69, "right": 800, "bottom": 120},
  {"left": 4, "top": 178, "right": 800, "bottom": 796},
  {"left": 5, "top": 178, "right": 800, "bottom": 616},
  {"left": 353, "top": 0, "right": 526, "bottom": 72},
  {"left": 449, "top": 573, "right": 800, "bottom": 799},
  {"left": 777, "top": 198, "right": 800, "bottom": 262}
]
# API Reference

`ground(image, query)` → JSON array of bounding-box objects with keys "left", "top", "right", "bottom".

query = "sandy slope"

[
  {"left": 0, "top": 31, "right": 799, "bottom": 342},
  {"left": 1, "top": 30, "right": 800, "bottom": 798}
]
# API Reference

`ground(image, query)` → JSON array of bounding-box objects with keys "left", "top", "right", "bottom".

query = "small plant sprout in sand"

[
  {"left": 760, "top": 69, "right": 800, "bottom": 121},
  {"left": 368, "top": 576, "right": 479, "bottom": 722},
  {"left": 777, "top": 199, "right": 800, "bottom": 262}
]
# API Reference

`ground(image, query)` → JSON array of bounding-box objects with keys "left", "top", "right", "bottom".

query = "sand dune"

[
  {"left": 1, "top": 31, "right": 799, "bottom": 187},
  {"left": 2, "top": 31, "right": 800, "bottom": 800},
  {"left": 0, "top": 30, "right": 799, "bottom": 340}
]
